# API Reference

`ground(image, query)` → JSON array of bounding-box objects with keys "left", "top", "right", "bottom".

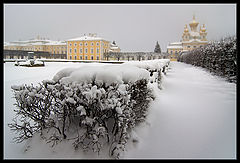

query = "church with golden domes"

[{"left": 167, "top": 15, "right": 208, "bottom": 61}]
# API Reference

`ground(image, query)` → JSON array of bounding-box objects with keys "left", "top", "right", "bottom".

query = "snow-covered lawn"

[
  {"left": 125, "top": 62, "right": 236, "bottom": 159},
  {"left": 4, "top": 61, "right": 236, "bottom": 159}
]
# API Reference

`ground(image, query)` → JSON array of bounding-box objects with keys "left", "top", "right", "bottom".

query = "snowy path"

[{"left": 125, "top": 61, "right": 236, "bottom": 159}]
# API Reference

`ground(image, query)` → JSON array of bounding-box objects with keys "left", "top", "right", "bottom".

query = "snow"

[
  {"left": 167, "top": 45, "right": 183, "bottom": 49},
  {"left": 4, "top": 61, "right": 236, "bottom": 159},
  {"left": 123, "top": 59, "right": 169, "bottom": 71},
  {"left": 124, "top": 62, "right": 236, "bottom": 159},
  {"left": 68, "top": 35, "right": 105, "bottom": 41},
  {"left": 54, "top": 64, "right": 150, "bottom": 87}
]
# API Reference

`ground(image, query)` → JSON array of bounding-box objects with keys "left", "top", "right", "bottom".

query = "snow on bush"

[
  {"left": 123, "top": 59, "right": 170, "bottom": 89},
  {"left": 9, "top": 63, "right": 161, "bottom": 159},
  {"left": 178, "top": 36, "right": 236, "bottom": 83},
  {"left": 15, "top": 59, "right": 45, "bottom": 67}
]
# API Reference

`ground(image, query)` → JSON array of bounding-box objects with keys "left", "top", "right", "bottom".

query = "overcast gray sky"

[{"left": 4, "top": 3, "right": 236, "bottom": 52}]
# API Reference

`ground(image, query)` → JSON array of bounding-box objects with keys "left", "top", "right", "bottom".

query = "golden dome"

[
  {"left": 189, "top": 15, "right": 199, "bottom": 27},
  {"left": 184, "top": 24, "right": 189, "bottom": 32},
  {"left": 201, "top": 24, "right": 206, "bottom": 32}
]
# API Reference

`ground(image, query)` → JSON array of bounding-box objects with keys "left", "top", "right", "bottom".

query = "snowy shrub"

[
  {"left": 179, "top": 36, "right": 236, "bottom": 83},
  {"left": 123, "top": 59, "right": 170, "bottom": 89},
  {"left": 15, "top": 59, "right": 45, "bottom": 67},
  {"left": 9, "top": 65, "right": 155, "bottom": 159}
]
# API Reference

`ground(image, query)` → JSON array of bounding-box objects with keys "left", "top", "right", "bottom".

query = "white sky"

[{"left": 4, "top": 3, "right": 236, "bottom": 52}]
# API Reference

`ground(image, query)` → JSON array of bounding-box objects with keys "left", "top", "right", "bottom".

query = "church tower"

[
  {"left": 167, "top": 14, "right": 208, "bottom": 61},
  {"left": 189, "top": 14, "right": 199, "bottom": 32},
  {"left": 199, "top": 24, "right": 207, "bottom": 41},
  {"left": 182, "top": 24, "right": 190, "bottom": 41}
]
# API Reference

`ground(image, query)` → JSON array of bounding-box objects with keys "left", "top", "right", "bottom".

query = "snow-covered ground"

[
  {"left": 4, "top": 61, "right": 236, "bottom": 159},
  {"left": 125, "top": 62, "right": 236, "bottom": 159}
]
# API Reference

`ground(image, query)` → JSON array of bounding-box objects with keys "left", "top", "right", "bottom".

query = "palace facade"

[
  {"left": 67, "top": 33, "right": 116, "bottom": 60},
  {"left": 4, "top": 35, "right": 67, "bottom": 59}
]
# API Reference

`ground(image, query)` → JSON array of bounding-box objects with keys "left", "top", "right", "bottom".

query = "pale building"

[
  {"left": 167, "top": 15, "right": 208, "bottom": 61},
  {"left": 4, "top": 36, "right": 67, "bottom": 59},
  {"left": 109, "top": 41, "right": 121, "bottom": 53}
]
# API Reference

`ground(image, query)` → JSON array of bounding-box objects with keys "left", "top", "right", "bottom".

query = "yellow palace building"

[
  {"left": 67, "top": 33, "right": 110, "bottom": 60},
  {"left": 167, "top": 15, "right": 208, "bottom": 61}
]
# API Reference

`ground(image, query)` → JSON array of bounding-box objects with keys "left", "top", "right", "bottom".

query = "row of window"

[
  {"left": 52, "top": 51, "right": 67, "bottom": 54},
  {"left": 69, "top": 55, "right": 100, "bottom": 60},
  {"left": 69, "top": 42, "right": 104, "bottom": 47},
  {"left": 69, "top": 48, "right": 100, "bottom": 54}
]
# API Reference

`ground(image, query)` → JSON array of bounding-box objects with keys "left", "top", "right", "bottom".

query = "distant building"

[
  {"left": 109, "top": 41, "right": 121, "bottom": 53},
  {"left": 167, "top": 15, "right": 208, "bottom": 61},
  {"left": 67, "top": 33, "right": 112, "bottom": 60},
  {"left": 4, "top": 35, "right": 67, "bottom": 59}
]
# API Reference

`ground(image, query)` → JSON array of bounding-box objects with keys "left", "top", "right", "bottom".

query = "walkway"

[{"left": 125, "top": 61, "right": 236, "bottom": 159}]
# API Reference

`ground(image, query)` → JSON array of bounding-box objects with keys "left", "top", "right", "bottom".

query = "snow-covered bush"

[
  {"left": 178, "top": 36, "right": 236, "bottom": 83},
  {"left": 9, "top": 64, "right": 155, "bottom": 159},
  {"left": 123, "top": 59, "right": 170, "bottom": 89},
  {"left": 15, "top": 59, "right": 45, "bottom": 67}
]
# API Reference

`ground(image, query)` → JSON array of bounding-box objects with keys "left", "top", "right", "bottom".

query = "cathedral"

[{"left": 167, "top": 15, "right": 208, "bottom": 61}]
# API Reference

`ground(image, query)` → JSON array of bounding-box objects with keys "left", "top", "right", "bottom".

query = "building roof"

[
  {"left": 68, "top": 35, "right": 107, "bottom": 41},
  {"left": 167, "top": 45, "right": 183, "bottom": 49},
  {"left": 4, "top": 40, "right": 66, "bottom": 46},
  {"left": 167, "top": 42, "right": 183, "bottom": 49},
  {"left": 182, "top": 39, "right": 208, "bottom": 43}
]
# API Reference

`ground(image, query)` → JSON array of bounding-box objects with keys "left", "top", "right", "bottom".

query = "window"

[
  {"left": 74, "top": 43, "right": 77, "bottom": 46},
  {"left": 74, "top": 55, "right": 77, "bottom": 60},
  {"left": 69, "top": 43, "right": 72, "bottom": 46},
  {"left": 69, "top": 48, "right": 72, "bottom": 54},
  {"left": 85, "top": 42, "right": 88, "bottom": 46},
  {"left": 85, "top": 55, "right": 88, "bottom": 60},
  {"left": 91, "top": 42, "right": 94, "bottom": 46},
  {"left": 96, "top": 42, "right": 99, "bottom": 46},
  {"left": 97, "top": 55, "right": 99, "bottom": 60},
  {"left": 91, "top": 55, "right": 94, "bottom": 60},
  {"left": 97, "top": 48, "right": 99, "bottom": 54},
  {"left": 80, "top": 48, "right": 83, "bottom": 54},
  {"left": 85, "top": 48, "right": 88, "bottom": 54},
  {"left": 91, "top": 48, "right": 93, "bottom": 54},
  {"left": 80, "top": 42, "right": 83, "bottom": 46},
  {"left": 74, "top": 48, "right": 77, "bottom": 54},
  {"left": 187, "top": 46, "right": 190, "bottom": 48},
  {"left": 80, "top": 56, "right": 83, "bottom": 60}
]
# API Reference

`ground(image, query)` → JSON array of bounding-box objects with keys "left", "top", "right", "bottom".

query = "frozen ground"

[
  {"left": 4, "top": 61, "right": 236, "bottom": 159},
  {"left": 125, "top": 62, "right": 236, "bottom": 159}
]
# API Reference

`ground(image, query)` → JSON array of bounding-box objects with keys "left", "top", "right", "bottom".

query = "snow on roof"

[
  {"left": 68, "top": 35, "right": 107, "bottom": 41},
  {"left": 170, "top": 42, "right": 182, "bottom": 45},
  {"left": 5, "top": 40, "right": 66, "bottom": 46},
  {"left": 44, "top": 41, "right": 66, "bottom": 45},
  {"left": 183, "top": 39, "right": 208, "bottom": 43},
  {"left": 167, "top": 45, "right": 183, "bottom": 49},
  {"left": 110, "top": 46, "right": 120, "bottom": 49}
]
